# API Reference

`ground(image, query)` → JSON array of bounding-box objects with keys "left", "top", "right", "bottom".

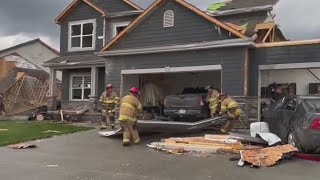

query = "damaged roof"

[
  {"left": 0, "top": 68, "right": 50, "bottom": 93},
  {"left": 131, "top": 0, "right": 279, "bottom": 10},
  {"left": 213, "top": 0, "right": 279, "bottom": 11}
]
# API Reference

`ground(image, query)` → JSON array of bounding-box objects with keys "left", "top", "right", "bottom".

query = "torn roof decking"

[{"left": 0, "top": 68, "right": 50, "bottom": 93}]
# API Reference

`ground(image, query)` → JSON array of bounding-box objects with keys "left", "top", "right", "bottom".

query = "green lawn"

[{"left": 0, "top": 121, "right": 93, "bottom": 146}]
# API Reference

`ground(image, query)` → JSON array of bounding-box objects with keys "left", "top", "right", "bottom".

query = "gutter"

[
  {"left": 42, "top": 59, "right": 105, "bottom": 68},
  {"left": 99, "top": 39, "right": 255, "bottom": 57},
  {"left": 106, "top": 10, "right": 144, "bottom": 18}
]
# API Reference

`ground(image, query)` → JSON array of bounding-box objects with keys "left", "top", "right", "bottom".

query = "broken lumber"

[
  {"left": 148, "top": 135, "right": 245, "bottom": 156},
  {"left": 241, "top": 144, "right": 298, "bottom": 167}
]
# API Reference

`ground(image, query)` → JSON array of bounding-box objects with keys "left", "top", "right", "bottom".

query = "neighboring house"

[
  {"left": 44, "top": 0, "right": 320, "bottom": 122},
  {"left": 0, "top": 38, "right": 61, "bottom": 80}
]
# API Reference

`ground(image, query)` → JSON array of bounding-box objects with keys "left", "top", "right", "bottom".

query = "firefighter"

[
  {"left": 99, "top": 84, "right": 119, "bottom": 130},
  {"left": 218, "top": 93, "right": 241, "bottom": 133},
  {"left": 119, "top": 87, "right": 142, "bottom": 146},
  {"left": 205, "top": 86, "right": 221, "bottom": 118}
]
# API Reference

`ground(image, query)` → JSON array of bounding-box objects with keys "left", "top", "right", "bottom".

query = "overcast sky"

[{"left": 0, "top": 0, "right": 319, "bottom": 51}]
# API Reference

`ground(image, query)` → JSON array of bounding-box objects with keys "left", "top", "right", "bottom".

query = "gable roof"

[
  {"left": 100, "top": 0, "right": 247, "bottom": 52},
  {"left": 55, "top": 0, "right": 142, "bottom": 24},
  {"left": 0, "top": 38, "right": 59, "bottom": 57}
]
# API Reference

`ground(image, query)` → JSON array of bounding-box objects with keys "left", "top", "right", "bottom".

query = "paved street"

[{"left": 0, "top": 129, "right": 319, "bottom": 180}]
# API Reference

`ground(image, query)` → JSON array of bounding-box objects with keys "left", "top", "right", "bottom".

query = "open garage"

[{"left": 120, "top": 65, "right": 222, "bottom": 120}]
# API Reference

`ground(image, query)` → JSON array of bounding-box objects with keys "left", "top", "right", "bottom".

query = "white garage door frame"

[
  {"left": 258, "top": 62, "right": 320, "bottom": 121},
  {"left": 120, "top": 64, "right": 222, "bottom": 97}
]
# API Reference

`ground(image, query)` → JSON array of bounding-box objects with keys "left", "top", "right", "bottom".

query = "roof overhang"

[
  {"left": 42, "top": 60, "right": 105, "bottom": 69},
  {"left": 208, "top": 5, "right": 274, "bottom": 17},
  {"left": 99, "top": 38, "right": 254, "bottom": 57},
  {"left": 55, "top": 0, "right": 107, "bottom": 24}
]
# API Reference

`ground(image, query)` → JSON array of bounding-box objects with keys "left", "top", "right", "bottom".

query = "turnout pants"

[
  {"left": 101, "top": 105, "right": 116, "bottom": 129},
  {"left": 120, "top": 120, "right": 140, "bottom": 146},
  {"left": 221, "top": 108, "right": 240, "bottom": 133}
]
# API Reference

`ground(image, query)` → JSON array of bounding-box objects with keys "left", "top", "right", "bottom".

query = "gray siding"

[
  {"left": 105, "top": 15, "right": 139, "bottom": 42},
  {"left": 112, "top": 1, "right": 237, "bottom": 50},
  {"left": 59, "top": 2, "right": 138, "bottom": 56},
  {"left": 94, "top": 0, "right": 136, "bottom": 13},
  {"left": 249, "top": 44, "right": 320, "bottom": 96},
  {"left": 216, "top": 11, "right": 268, "bottom": 35},
  {"left": 60, "top": 2, "right": 103, "bottom": 56},
  {"left": 105, "top": 47, "right": 245, "bottom": 96}
]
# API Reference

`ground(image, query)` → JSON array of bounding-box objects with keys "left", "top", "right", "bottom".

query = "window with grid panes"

[
  {"left": 68, "top": 19, "right": 96, "bottom": 52},
  {"left": 71, "top": 75, "right": 91, "bottom": 100}
]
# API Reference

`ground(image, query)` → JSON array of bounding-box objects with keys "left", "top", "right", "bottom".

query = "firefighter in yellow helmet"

[
  {"left": 205, "top": 86, "right": 221, "bottom": 118},
  {"left": 119, "top": 87, "right": 142, "bottom": 146},
  {"left": 218, "top": 93, "right": 241, "bottom": 133},
  {"left": 99, "top": 84, "right": 119, "bottom": 130}
]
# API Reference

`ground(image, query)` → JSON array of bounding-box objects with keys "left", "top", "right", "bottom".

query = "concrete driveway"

[{"left": 0, "top": 129, "right": 319, "bottom": 180}]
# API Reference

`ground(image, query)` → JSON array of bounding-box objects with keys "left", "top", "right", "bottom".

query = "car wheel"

[{"left": 287, "top": 131, "right": 302, "bottom": 151}]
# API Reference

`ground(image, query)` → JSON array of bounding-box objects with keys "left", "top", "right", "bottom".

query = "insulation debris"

[
  {"left": 147, "top": 135, "right": 245, "bottom": 156},
  {"left": 241, "top": 144, "right": 298, "bottom": 167},
  {"left": 207, "top": 0, "right": 232, "bottom": 13},
  {"left": 7, "top": 143, "right": 37, "bottom": 149}
]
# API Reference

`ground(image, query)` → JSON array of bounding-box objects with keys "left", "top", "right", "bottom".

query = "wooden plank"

[{"left": 256, "top": 39, "right": 320, "bottom": 48}]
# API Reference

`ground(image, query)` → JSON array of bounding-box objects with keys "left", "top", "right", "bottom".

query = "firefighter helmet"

[
  {"left": 106, "top": 84, "right": 113, "bottom": 89},
  {"left": 130, "top": 87, "right": 140, "bottom": 94}
]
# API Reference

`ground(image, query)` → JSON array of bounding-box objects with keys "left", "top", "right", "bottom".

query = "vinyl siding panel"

[
  {"left": 105, "top": 47, "right": 245, "bottom": 96},
  {"left": 112, "top": 1, "right": 237, "bottom": 50},
  {"left": 249, "top": 44, "right": 320, "bottom": 96}
]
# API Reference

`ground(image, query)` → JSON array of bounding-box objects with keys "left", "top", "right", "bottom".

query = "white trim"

[
  {"left": 121, "top": 65, "right": 222, "bottom": 75},
  {"left": 112, "top": 21, "right": 130, "bottom": 38},
  {"left": 68, "top": 19, "right": 96, "bottom": 52},
  {"left": 259, "top": 62, "right": 320, "bottom": 70},
  {"left": 163, "top": 10, "right": 174, "bottom": 28},
  {"left": 70, "top": 73, "right": 91, "bottom": 101}
]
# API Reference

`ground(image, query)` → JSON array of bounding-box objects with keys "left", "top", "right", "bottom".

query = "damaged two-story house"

[{"left": 44, "top": 0, "right": 320, "bottom": 122}]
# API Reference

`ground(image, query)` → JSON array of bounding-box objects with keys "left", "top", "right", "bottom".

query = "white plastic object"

[{"left": 250, "top": 122, "right": 270, "bottom": 137}]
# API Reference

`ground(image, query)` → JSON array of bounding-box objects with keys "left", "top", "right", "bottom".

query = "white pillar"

[
  {"left": 48, "top": 68, "right": 57, "bottom": 111},
  {"left": 91, "top": 66, "right": 99, "bottom": 97}
]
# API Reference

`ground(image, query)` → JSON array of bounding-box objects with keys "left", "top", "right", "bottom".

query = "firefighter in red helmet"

[
  {"left": 118, "top": 87, "right": 142, "bottom": 146},
  {"left": 99, "top": 84, "right": 119, "bottom": 130}
]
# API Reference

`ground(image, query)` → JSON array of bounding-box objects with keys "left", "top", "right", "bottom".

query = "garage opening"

[
  {"left": 121, "top": 65, "right": 222, "bottom": 122},
  {"left": 258, "top": 64, "right": 320, "bottom": 120}
]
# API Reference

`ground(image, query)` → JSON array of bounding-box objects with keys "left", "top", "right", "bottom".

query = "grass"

[{"left": 0, "top": 121, "right": 93, "bottom": 146}]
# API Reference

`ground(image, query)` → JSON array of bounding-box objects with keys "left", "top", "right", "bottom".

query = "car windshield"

[{"left": 304, "top": 98, "right": 320, "bottom": 112}]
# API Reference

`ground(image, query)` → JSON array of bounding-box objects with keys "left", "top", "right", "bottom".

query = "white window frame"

[
  {"left": 70, "top": 73, "right": 91, "bottom": 101},
  {"left": 112, "top": 21, "right": 130, "bottom": 38},
  {"left": 163, "top": 10, "right": 174, "bottom": 28},
  {"left": 68, "top": 19, "right": 96, "bottom": 52}
]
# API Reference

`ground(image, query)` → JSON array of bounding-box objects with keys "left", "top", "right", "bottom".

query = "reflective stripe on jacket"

[
  {"left": 119, "top": 95, "right": 142, "bottom": 122},
  {"left": 221, "top": 98, "right": 238, "bottom": 112},
  {"left": 100, "top": 91, "right": 119, "bottom": 105}
]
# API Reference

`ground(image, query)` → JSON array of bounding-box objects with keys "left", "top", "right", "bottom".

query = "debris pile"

[
  {"left": 148, "top": 135, "right": 244, "bottom": 156},
  {"left": 240, "top": 144, "right": 297, "bottom": 167},
  {"left": 147, "top": 133, "right": 298, "bottom": 167}
]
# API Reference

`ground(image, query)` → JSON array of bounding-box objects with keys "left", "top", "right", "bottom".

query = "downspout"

[
  {"left": 243, "top": 34, "right": 257, "bottom": 97},
  {"left": 103, "top": 17, "right": 106, "bottom": 47}
]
